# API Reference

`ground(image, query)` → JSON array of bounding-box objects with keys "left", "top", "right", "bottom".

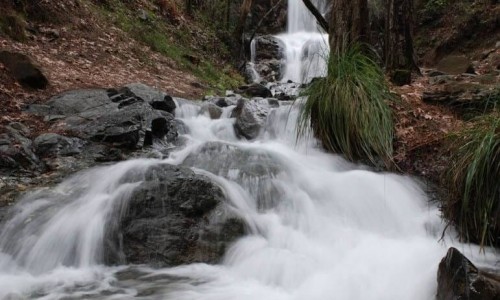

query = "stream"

[{"left": 0, "top": 0, "right": 498, "bottom": 299}]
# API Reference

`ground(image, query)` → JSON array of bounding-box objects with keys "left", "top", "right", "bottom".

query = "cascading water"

[
  {"left": 0, "top": 2, "right": 498, "bottom": 298},
  {"left": 277, "top": 0, "right": 330, "bottom": 83},
  {"left": 0, "top": 96, "right": 497, "bottom": 299}
]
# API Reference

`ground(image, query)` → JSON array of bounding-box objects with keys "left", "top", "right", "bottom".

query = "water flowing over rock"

[
  {"left": 231, "top": 98, "right": 270, "bottom": 140},
  {"left": 437, "top": 247, "right": 500, "bottom": 300},
  {"left": 105, "top": 164, "right": 245, "bottom": 267},
  {"left": 246, "top": 35, "right": 285, "bottom": 82},
  {"left": 0, "top": 86, "right": 499, "bottom": 299}
]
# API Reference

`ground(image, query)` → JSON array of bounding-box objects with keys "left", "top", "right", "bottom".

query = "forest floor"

[{"left": 1, "top": 0, "right": 499, "bottom": 189}]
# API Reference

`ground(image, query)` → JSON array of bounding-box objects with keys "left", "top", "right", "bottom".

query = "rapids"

[{"left": 0, "top": 98, "right": 497, "bottom": 299}]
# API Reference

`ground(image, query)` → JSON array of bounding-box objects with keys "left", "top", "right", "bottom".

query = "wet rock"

[
  {"left": 151, "top": 96, "right": 176, "bottom": 114},
  {"left": 123, "top": 83, "right": 176, "bottom": 114},
  {"left": 245, "top": 35, "right": 285, "bottom": 82},
  {"left": 231, "top": 98, "right": 270, "bottom": 140},
  {"left": 437, "top": 247, "right": 500, "bottom": 300},
  {"left": 37, "top": 87, "right": 178, "bottom": 149},
  {"left": 237, "top": 83, "right": 273, "bottom": 98},
  {"left": 34, "top": 133, "right": 85, "bottom": 157},
  {"left": 201, "top": 103, "right": 223, "bottom": 119},
  {"left": 437, "top": 55, "right": 475, "bottom": 75},
  {"left": 0, "top": 51, "right": 48, "bottom": 89},
  {"left": 106, "top": 164, "right": 245, "bottom": 267}
]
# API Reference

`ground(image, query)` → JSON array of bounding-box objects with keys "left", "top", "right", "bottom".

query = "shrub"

[
  {"left": 445, "top": 113, "right": 500, "bottom": 247},
  {"left": 297, "top": 43, "right": 395, "bottom": 167}
]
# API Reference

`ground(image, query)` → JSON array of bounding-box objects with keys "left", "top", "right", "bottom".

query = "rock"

[
  {"left": 437, "top": 55, "right": 474, "bottom": 75},
  {"left": 429, "top": 75, "right": 455, "bottom": 85},
  {"left": 105, "top": 164, "right": 245, "bottom": 267},
  {"left": 0, "top": 51, "right": 48, "bottom": 89},
  {"left": 201, "top": 103, "right": 223, "bottom": 119},
  {"left": 237, "top": 83, "right": 273, "bottom": 98},
  {"left": 423, "top": 82, "right": 500, "bottom": 116},
  {"left": 0, "top": 123, "right": 43, "bottom": 172},
  {"left": 39, "top": 87, "right": 178, "bottom": 149},
  {"left": 429, "top": 70, "right": 447, "bottom": 77},
  {"left": 390, "top": 69, "right": 412, "bottom": 86},
  {"left": 246, "top": 35, "right": 285, "bottom": 82},
  {"left": 437, "top": 247, "right": 500, "bottom": 300},
  {"left": 151, "top": 95, "right": 176, "bottom": 114},
  {"left": 34, "top": 133, "right": 85, "bottom": 157},
  {"left": 123, "top": 83, "right": 176, "bottom": 114},
  {"left": 231, "top": 98, "right": 270, "bottom": 140},
  {"left": 215, "top": 98, "right": 229, "bottom": 107}
]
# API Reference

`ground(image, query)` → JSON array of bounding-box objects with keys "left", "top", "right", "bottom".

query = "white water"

[
  {"left": 277, "top": 0, "right": 330, "bottom": 83},
  {"left": 0, "top": 98, "right": 497, "bottom": 299}
]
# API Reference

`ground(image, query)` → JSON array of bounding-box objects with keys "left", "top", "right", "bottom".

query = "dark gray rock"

[
  {"left": 437, "top": 247, "right": 500, "bottom": 300},
  {"left": 106, "top": 164, "right": 245, "bottom": 267},
  {"left": 38, "top": 87, "right": 178, "bottom": 149},
  {"left": 201, "top": 103, "right": 223, "bottom": 119},
  {"left": 231, "top": 98, "right": 270, "bottom": 140},
  {"left": 34, "top": 133, "right": 85, "bottom": 157},
  {"left": 0, "top": 123, "right": 43, "bottom": 172},
  {"left": 245, "top": 35, "right": 285, "bottom": 82},
  {"left": 0, "top": 51, "right": 48, "bottom": 89},
  {"left": 237, "top": 83, "right": 273, "bottom": 98},
  {"left": 151, "top": 95, "right": 176, "bottom": 114}
]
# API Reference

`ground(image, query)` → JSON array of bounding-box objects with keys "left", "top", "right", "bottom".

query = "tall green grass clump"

[
  {"left": 445, "top": 113, "right": 500, "bottom": 247},
  {"left": 298, "top": 43, "right": 394, "bottom": 167}
]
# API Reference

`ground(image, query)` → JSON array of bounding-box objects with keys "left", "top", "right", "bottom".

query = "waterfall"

[
  {"left": 277, "top": 0, "right": 330, "bottom": 83},
  {"left": 0, "top": 96, "right": 497, "bottom": 299}
]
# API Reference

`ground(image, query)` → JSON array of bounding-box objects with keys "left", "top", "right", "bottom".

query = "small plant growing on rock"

[{"left": 297, "top": 43, "right": 395, "bottom": 168}]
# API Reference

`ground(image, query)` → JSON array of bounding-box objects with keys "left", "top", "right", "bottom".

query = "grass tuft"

[
  {"left": 297, "top": 43, "right": 395, "bottom": 167},
  {"left": 445, "top": 112, "right": 500, "bottom": 247}
]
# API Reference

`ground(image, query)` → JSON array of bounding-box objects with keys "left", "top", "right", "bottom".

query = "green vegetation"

[
  {"left": 445, "top": 113, "right": 500, "bottom": 247},
  {"left": 297, "top": 43, "right": 394, "bottom": 167},
  {"left": 93, "top": 0, "right": 242, "bottom": 92}
]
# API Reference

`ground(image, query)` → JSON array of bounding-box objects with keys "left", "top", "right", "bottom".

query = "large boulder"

[
  {"left": 34, "top": 86, "right": 178, "bottom": 149},
  {"left": 0, "top": 51, "right": 48, "bottom": 89},
  {"left": 106, "top": 164, "right": 245, "bottom": 267},
  {"left": 437, "top": 55, "right": 475, "bottom": 75},
  {"left": 231, "top": 98, "right": 270, "bottom": 140},
  {"left": 437, "top": 247, "right": 500, "bottom": 300}
]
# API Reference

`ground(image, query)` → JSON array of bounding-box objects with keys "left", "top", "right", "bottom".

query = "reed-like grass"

[
  {"left": 297, "top": 43, "right": 394, "bottom": 167},
  {"left": 445, "top": 113, "right": 500, "bottom": 247}
]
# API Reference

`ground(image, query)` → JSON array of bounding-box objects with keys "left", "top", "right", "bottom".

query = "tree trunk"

[
  {"left": 384, "top": 0, "right": 418, "bottom": 84},
  {"left": 234, "top": 0, "right": 253, "bottom": 41},
  {"left": 329, "top": 0, "right": 369, "bottom": 52}
]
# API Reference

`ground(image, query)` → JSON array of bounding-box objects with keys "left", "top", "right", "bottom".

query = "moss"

[{"left": 91, "top": 0, "right": 242, "bottom": 92}]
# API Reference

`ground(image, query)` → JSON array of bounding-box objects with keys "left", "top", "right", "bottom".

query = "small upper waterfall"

[{"left": 277, "top": 0, "right": 330, "bottom": 83}]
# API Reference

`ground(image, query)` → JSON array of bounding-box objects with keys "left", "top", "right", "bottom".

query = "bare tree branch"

[{"left": 302, "top": 0, "right": 329, "bottom": 32}]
